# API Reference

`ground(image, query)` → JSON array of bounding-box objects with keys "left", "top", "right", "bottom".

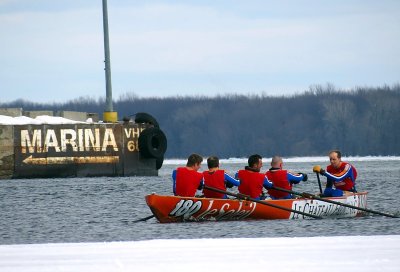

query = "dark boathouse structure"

[{"left": 0, "top": 109, "right": 167, "bottom": 179}]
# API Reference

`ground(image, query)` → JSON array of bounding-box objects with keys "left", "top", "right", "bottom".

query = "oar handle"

[{"left": 316, "top": 173, "right": 323, "bottom": 194}]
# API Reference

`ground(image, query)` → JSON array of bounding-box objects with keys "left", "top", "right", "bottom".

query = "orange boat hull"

[{"left": 145, "top": 192, "right": 368, "bottom": 223}]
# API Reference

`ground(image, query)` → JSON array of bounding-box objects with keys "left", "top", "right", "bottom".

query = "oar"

[
  {"left": 270, "top": 186, "right": 399, "bottom": 218},
  {"left": 203, "top": 185, "right": 322, "bottom": 219},
  {"left": 316, "top": 172, "right": 323, "bottom": 194},
  {"left": 132, "top": 215, "right": 155, "bottom": 223}
]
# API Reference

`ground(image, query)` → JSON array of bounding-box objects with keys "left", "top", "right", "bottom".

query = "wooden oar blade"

[{"left": 132, "top": 215, "right": 155, "bottom": 223}]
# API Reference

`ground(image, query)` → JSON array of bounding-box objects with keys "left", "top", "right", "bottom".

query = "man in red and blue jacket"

[
  {"left": 172, "top": 153, "right": 204, "bottom": 197},
  {"left": 313, "top": 150, "right": 357, "bottom": 197},
  {"left": 202, "top": 156, "right": 240, "bottom": 199},
  {"left": 236, "top": 154, "right": 273, "bottom": 200},
  {"left": 266, "top": 155, "right": 307, "bottom": 199}
]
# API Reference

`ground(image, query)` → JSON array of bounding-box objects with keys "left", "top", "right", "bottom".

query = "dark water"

[{"left": 1, "top": 159, "right": 400, "bottom": 245}]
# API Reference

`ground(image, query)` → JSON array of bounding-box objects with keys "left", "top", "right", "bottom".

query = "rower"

[
  {"left": 172, "top": 153, "right": 204, "bottom": 197},
  {"left": 202, "top": 156, "right": 239, "bottom": 199},
  {"left": 313, "top": 150, "right": 357, "bottom": 197},
  {"left": 236, "top": 154, "right": 273, "bottom": 200},
  {"left": 266, "top": 155, "right": 307, "bottom": 199}
]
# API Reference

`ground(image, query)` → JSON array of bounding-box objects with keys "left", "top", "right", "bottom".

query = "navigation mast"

[{"left": 102, "top": 0, "right": 117, "bottom": 122}]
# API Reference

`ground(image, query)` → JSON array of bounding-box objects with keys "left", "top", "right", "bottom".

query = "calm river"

[{"left": 1, "top": 157, "right": 399, "bottom": 244}]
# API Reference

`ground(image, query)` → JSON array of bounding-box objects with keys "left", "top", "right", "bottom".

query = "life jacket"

[
  {"left": 266, "top": 169, "right": 292, "bottom": 199},
  {"left": 326, "top": 162, "right": 357, "bottom": 191},
  {"left": 202, "top": 170, "right": 226, "bottom": 198},
  {"left": 237, "top": 169, "right": 265, "bottom": 199},
  {"left": 175, "top": 167, "right": 203, "bottom": 197}
]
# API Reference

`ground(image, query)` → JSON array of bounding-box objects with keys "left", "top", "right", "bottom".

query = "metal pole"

[{"left": 102, "top": 0, "right": 113, "bottom": 112}]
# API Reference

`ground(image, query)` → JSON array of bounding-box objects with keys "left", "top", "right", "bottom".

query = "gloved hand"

[
  {"left": 299, "top": 173, "right": 308, "bottom": 181},
  {"left": 312, "top": 165, "right": 326, "bottom": 175},
  {"left": 312, "top": 165, "right": 321, "bottom": 173}
]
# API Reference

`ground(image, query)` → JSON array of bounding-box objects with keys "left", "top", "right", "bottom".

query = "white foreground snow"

[{"left": 0, "top": 236, "right": 399, "bottom": 272}]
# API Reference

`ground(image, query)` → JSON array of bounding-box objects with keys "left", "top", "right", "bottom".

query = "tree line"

[{"left": 2, "top": 84, "right": 400, "bottom": 158}]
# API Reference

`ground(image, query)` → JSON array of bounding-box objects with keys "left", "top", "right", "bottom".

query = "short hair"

[
  {"left": 271, "top": 155, "right": 282, "bottom": 167},
  {"left": 329, "top": 150, "right": 342, "bottom": 159},
  {"left": 248, "top": 154, "right": 262, "bottom": 167},
  {"left": 207, "top": 156, "right": 219, "bottom": 168},
  {"left": 186, "top": 153, "right": 203, "bottom": 167}
]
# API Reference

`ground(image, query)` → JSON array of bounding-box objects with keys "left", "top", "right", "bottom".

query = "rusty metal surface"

[{"left": 11, "top": 123, "right": 157, "bottom": 178}]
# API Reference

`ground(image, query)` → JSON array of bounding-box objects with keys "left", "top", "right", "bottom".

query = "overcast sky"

[{"left": 1, "top": 0, "right": 399, "bottom": 103}]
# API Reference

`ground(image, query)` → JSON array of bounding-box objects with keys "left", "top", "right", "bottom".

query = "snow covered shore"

[{"left": 1, "top": 235, "right": 399, "bottom": 272}]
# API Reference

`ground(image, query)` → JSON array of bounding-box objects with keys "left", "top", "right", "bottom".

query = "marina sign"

[{"left": 11, "top": 123, "right": 157, "bottom": 178}]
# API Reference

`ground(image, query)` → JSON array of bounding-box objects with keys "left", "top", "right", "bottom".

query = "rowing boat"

[{"left": 145, "top": 192, "right": 368, "bottom": 223}]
